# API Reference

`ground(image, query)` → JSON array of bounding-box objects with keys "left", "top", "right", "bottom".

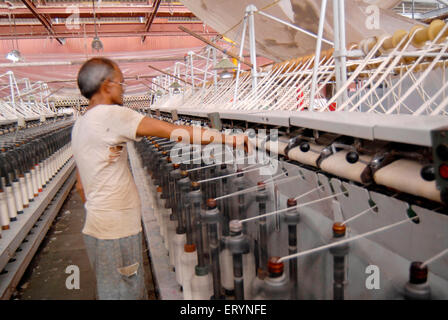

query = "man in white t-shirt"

[{"left": 72, "top": 57, "right": 247, "bottom": 300}]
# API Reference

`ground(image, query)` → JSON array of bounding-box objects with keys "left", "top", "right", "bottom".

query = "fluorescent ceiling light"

[
  {"left": 6, "top": 49, "right": 21, "bottom": 63},
  {"left": 219, "top": 70, "right": 233, "bottom": 79}
]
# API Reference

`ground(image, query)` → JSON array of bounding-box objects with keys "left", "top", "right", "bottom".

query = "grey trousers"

[{"left": 83, "top": 232, "right": 148, "bottom": 300}]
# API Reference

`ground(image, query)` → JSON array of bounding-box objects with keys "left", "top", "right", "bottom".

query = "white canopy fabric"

[{"left": 181, "top": 0, "right": 420, "bottom": 62}]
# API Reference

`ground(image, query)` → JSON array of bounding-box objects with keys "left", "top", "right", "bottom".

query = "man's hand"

[{"left": 232, "top": 133, "right": 255, "bottom": 155}]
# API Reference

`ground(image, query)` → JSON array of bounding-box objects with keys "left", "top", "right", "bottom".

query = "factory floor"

[{"left": 9, "top": 186, "right": 157, "bottom": 300}]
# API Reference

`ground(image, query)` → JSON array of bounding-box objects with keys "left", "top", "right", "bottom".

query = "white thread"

[
  {"left": 421, "top": 248, "right": 448, "bottom": 268},
  {"left": 278, "top": 216, "right": 419, "bottom": 262},
  {"left": 239, "top": 191, "right": 346, "bottom": 224}
]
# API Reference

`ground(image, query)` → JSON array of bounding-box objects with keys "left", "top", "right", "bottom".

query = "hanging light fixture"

[
  {"left": 5, "top": 49, "right": 21, "bottom": 63},
  {"left": 91, "top": 0, "right": 103, "bottom": 52},
  {"left": 6, "top": 11, "right": 22, "bottom": 63},
  {"left": 170, "top": 81, "right": 181, "bottom": 94},
  {"left": 91, "top": 37, "right": 103, "bottom": 51},
  {"left": 214, "top": 57, "right": 237, "bottom": 79}
]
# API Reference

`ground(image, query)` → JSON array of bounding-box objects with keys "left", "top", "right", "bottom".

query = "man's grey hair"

[{"left": 77, "top": 57, "right": 117, "bottom": 99}]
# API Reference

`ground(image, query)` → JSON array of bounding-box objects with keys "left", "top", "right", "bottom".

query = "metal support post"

[
  {"left": 309, "top": 0, "right": 328, "bottom": 111},
  {"left": 246, "top": 5, "right": 258, "bottom": 94}
]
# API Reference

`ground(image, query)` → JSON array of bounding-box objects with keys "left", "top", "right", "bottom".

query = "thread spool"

[
  {"left": 410, "top": 25, "right": 429, "bottom": 48},
  {"left": 191, "top": 267, "right": 213, "bottom": 300},
  {"left": 25, "top": 170, "right": 34, "bottom": 202},
  {"left": 220, "top": 246, "right": 235, "bottom": 295},
  {"left": 428, "top": 19, "right": 448, "bottom": 42},
  {"left": 0, "top": 189, "right": 10, "bottom": 230},
  {"left": 156, "top": 186, "right": 166, "bottom": 242},
  {"left": 320, "top": 151, "right": 372, "bottom": 184},
  {"left": 174, "top": 232, "right": 187, "bottom": 287},
  {"left": 181, "top": 243, "right": 198, "bottom": 300},
  {"left": 347, "top": 63, "right": 358, "bottom": 73},
  {"left": 290, "top": 57, "right": 301, "bottom": 71},
  {"left": 5, "top": 185, "right": 17, "bottom": 220},
  {"left": 360, "top": 37, "right": 377, "bottom": 56},
  {"left": 19, "top": 176, "right": 29, "bottom": 209},
  {"left": 373, "top": 159, "right": 442, "bottom": 203},
  {"left": 392, "top": 29, "right": 408, "bottom": 49},
  {"left": 381, "top": 35, "right": 394, "bottom": 52},
  {"left": 287, "top": 143, "right": 324, "bottom": 168},
  {"left": 295, "top": 57, "right": 304, "bottom": 69},
  {"left": 306, "top": 55, "right": 315, "bottom": 68},
  {"left": 12, "top": 180, "right": 24, "bottom": 214}
]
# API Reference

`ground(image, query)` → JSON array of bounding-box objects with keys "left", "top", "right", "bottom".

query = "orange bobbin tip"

[
  {"left": 181, "top": 170, "right": 188, "bottom": 177},
  {"left": 332, "top": 222, "right": 346, "bottom": 236},
  {"left": 410, "top": 261, "right": 428, "bottom": 284},
  {"left": 173, "top": 163, "right": 180, "bottom": 169},
  {"left": 287, "top": 198, "right": 297, "bottom": 207},
  {"left": 184, "top": 244, "right": 196, "bottom": 253},
  {"left": 191, "top": 181, "right": 200, "bottom": 189},
  {"left": 157, "top": 186, "right": 163, "bottom": 193},
  {"left": 206, "top": 198, "right": 217, "bottom": 209},
  {"left": 267, "top": 257, "right": 284, "bottom": 275}
]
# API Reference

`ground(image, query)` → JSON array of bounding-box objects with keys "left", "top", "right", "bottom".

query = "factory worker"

[{"left": 72, "top": 57, "right": 249, "bottom": 300}]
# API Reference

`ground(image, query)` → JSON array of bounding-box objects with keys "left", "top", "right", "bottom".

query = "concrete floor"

[{"left": 10, "top": 187, "right": 157, "bottom": 300}]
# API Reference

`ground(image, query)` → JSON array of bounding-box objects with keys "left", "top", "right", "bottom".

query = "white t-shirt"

[{"left": 71, "top": 104, "right": 145, "bottom": 240}]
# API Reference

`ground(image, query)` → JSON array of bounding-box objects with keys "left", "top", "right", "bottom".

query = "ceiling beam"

[
  {"left": 20, "top": 0, "right": 64, "bottom": 44},
  {"left": 0, "top": 5, "right": 194, "bottom": 19},
  {"left": 142, "top": 0, "right": 162, "bottom": 43},
  {"left": 0, "top": 54, "right": 244, "bottom": 68},
  {"left": 0, "top": 22, "right": 215, "bottom": 40},
  {"left": 0, "top": 56, "right": 210, "bottom": 68}
]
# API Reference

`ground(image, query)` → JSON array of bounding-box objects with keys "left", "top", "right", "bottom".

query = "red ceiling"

[{"left": 0, "top": 2, "right": 272, "bottom": 97}]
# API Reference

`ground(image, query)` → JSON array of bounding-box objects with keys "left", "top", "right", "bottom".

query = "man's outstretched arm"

[{"left": 136, "top": 116, "right": 249, "bottom": 152}]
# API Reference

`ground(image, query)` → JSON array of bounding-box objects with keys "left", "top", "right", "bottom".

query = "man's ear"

[{"left": 100, "top": 79, "right": 112, "bottom": 95}]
